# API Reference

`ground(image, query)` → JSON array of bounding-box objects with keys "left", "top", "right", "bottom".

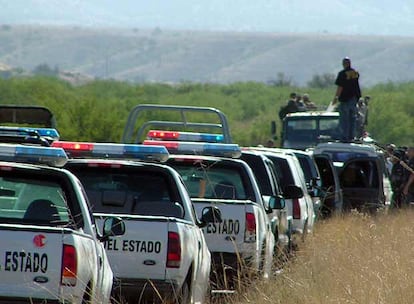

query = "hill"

[{"left": 1, "top": 25, "right": 414, "bottom": 86}]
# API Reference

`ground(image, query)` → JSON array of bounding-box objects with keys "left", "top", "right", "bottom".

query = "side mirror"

[
  {"left": 269, "top": 195, "right": 286, "bottom": 209},
  {"left": 283, "top": 184, "right": 304, "bottom": 199},
  {"left": 199, "top": 206, "right": 222, "bottom": 227},
  {"left": 102, "top": 217, "right": 125, "bottom": 241}
]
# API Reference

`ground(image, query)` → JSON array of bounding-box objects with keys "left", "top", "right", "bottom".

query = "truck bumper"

[
  {"left": 112, "top": 277, "right": 180, "bottom": 301},
  {"left": 210, "top": 252, "right": 258, "bottom": 289},
  {"left": 0, "top": 298, "right": 61, "bottom": 304}
]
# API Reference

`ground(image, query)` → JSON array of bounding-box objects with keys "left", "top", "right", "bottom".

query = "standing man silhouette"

[{"left": 332, "top": 57, "right": 361, "bottom": 141}]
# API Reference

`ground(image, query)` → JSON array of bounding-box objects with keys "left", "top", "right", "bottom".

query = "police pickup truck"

[
  {"left": 142, "top": 134, "right": 276, "bottom": 288},
  {"left": 0, "top": 143, "right": 124, "bottom": 304},
  {"left": 52, "top": 141, "right": 219, "bottom": 304},
  {"left": 122, "top": 104, "right": 275, "bottom": 288}
]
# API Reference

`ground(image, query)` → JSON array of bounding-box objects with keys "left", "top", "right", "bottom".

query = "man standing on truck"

[{"left": 332, "top": 57, "right": 361, "bottom": 141}]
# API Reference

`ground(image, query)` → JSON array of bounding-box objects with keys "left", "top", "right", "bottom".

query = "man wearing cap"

[{"left": 332, "top": 57, "right": 361, "bottom": 141}]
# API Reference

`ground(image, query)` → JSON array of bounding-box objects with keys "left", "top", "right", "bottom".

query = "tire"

[
  {"left": 81, "top": 283, "right": 92, "bottom": 304},
  {"left": 176, "top": 281, "right": 190, "bottom": 304},
  {"left": 301, "top": 220, "right": 308, "bottom": 243}
]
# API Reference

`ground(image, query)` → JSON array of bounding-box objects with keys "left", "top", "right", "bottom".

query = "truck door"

[
  {"left": 339, "top": 157, "right": 383, "bottom": 212},
  {"left": 313, "top": 154, "right": 343, "bottom": 217}
]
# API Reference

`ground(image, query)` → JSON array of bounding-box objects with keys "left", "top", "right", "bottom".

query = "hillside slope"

[{"left": 1, "top": 26, "right": 414, "bottom": 86}]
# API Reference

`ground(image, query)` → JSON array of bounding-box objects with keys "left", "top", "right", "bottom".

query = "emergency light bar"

[
  {"left": 147, "top": 130, "right": 224, "bottom": 143},
  {"left": 0, "top": 143, "right": 68, "bottom": 167},
  {"left": 0, "top": 127, "right": 60, "bottom": 140},
  {"left": 28, "top": 128, "right": 60, "bottom": 140},
  {"left": 52, "top": 141, "right": 169, "bottom": 162},
  {"left": 143, "top": 140, "right": 241, "bottom": 158}
]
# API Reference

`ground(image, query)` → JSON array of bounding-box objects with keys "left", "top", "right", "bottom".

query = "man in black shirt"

[{"left": 332, "top": 57, "right": 361, "bottom": 141}]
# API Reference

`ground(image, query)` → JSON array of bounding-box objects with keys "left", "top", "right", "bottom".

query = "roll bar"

[{"left": 122, "top": 104, "right": 233, "bottom": 144}]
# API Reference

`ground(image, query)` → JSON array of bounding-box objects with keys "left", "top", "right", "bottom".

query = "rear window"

[
  {"left": 169, "top": 160, "right": 254, "bottom": 201},
  {"left": 341, "top": 160, "right": 379, "bottom": 188},
  {"left": 295, "top": 154, "right": 318, "bottom": 184},
  {"left": 241, "top": 153, "right": 273, "bottom": 196},
  {"left": 267, "top": 157, "right": 295, "bottom": 186},
  {"left": 67, "top": 166, "right": 185, "bottom": 219},
  {"left": 0, "top": 171, "right": 72, "bottom": 226}
]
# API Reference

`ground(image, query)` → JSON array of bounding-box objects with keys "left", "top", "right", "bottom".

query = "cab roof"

[{"left": 314, "top": 142, "right": 381, "bottom": 156}]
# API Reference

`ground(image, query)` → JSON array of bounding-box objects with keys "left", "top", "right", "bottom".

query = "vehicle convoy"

[
  {"left": 240, "top": 150, "right": 292, "bottom": 252},
  {"left": 313, "top": 142, "right": 392, "bottom": 212},
  {"left": 275, "top": 111, "right": 340, "bottom": 150},
  {"left": 0, "top": 143, "right": 124, "bottom": 303},
  {"left": 122, "top": 104, "right": 275, "bottom": 287},
  {"left": 52, "top": 141, "right": 218, "bottom": 304}
]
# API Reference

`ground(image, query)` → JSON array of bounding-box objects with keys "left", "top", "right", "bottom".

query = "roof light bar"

[
  {"left": 147, "top": 130, "right": 224, "bottom": 143},
  {"left": 28, "top": 128, "right": 60, "bottom": 140},
  {"left": 52, "top": 141, "right": 169, "bottom": 162},
  {"left": 0, "top": 143, "right": 68, "bottom": 167},
  {"left": 143, "top": 140, "right": 241, "bottom": 158},
  {"left": 0, "top": 127, "right": 60, "bottom": 140}
]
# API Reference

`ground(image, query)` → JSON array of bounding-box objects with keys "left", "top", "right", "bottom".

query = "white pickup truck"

[
  {"left": 164, "top": 152, "right": 276, "bottom": 288},
  {"left": 121, "top": 104, "right": 275, "bottom": 288},
  {"left": 52, "top": 141, "right": 219, "bottom": 304},
  {"left": 0, "top": 143, "right": 124, "bottom": 304}
]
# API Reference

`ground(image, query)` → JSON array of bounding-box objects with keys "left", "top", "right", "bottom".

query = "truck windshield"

[
  {"left": 266, "top": 156, "right": 295, "bottom": 186},
  {"left": 325, "top": 151, "right": 370, "bottom": 163},
  {"left": 283, "top": 116, "right": 339, "bottom": 148}
]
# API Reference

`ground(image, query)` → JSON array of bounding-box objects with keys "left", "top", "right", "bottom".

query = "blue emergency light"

[
  {"left": 0, "top": 127, "right": 60, "bottom": 140},
  {"left": 142, "top": 140, "right": 241, "bottom": 158},
  {"left": 26, "top": 128, "right": 60, "bottom": 140},
  {"left": 52, "top": 141, "right": 169, "bottom": 162},
  {"left": 0, "top": 144, "right": 68, "bottom": 167},
  {"left": 147, "top": 130, "right": 224, "bottom": 143}
]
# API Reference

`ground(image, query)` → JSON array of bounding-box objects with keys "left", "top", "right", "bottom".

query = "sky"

[{"left": 1, "top": 0, "right": 414, "bottom": 36}]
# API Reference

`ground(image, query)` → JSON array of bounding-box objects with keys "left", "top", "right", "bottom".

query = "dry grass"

[{"left": 235, "top": 210, "right": 414, "bottom": 304}]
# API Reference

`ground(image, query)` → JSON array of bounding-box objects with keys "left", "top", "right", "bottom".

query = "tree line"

[{"left": 0, "top": 76, "right": 412, "bottom": 147}]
